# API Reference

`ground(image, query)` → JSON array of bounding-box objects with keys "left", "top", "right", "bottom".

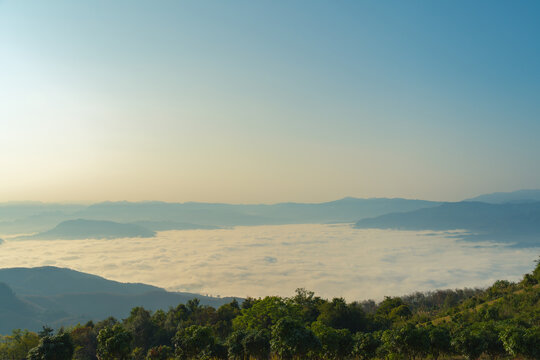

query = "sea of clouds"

[{"left": 0, "top": 224, "right": 538, "bottom": 301}]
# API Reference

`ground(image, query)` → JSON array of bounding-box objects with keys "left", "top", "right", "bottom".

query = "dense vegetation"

[{"left": 1, "top": 260, "right": 539, "bottom": 360}]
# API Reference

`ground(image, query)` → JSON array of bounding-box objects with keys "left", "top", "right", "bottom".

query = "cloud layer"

[{"left": 0, "top": 224, "right": 537, "bottom": 301}]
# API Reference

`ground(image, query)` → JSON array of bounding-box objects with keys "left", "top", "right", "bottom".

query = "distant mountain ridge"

[
  {"left": 0, "top": 197, "right": 443, "bottom": 235},
  {"left": 355, "top": 201, "right": 540, "bottom": 247},
  {"left": 0, "top": 267, "right": 238, "bottom": 334},
  {"left": 3, "top": 191, "right": 540, "bottom": 243},
  {"left": 16, "top": 219, "right": 156, "bottom": 240},
  {"left": 465, "top": 189, "right": 540, "bottom": 204},
  {"left": 0, "top": 266, "right": 162, "bottom": 296}
]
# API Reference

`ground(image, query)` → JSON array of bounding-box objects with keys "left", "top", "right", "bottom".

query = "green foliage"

[
  {"left": 533, "top": 256, "right": 540, "bottom": 282},
  {"left": 270, "top": 317, "right": 320, "bottom": 359},
  {"left": 69, "top": 324, "right": 97, "bottom": 360},
  {"left": 243, "top": 329, "right": 270, "bottom": 360},
  {"left": 96, "top": 324, "right": 131, "bottom": 360},
  {"left": 0, "top": 329, "right": 40, "bottom": 360},
  {"left": 146, "top": 345, "right": 173, "bottom": 360},
  {"left": 317, "top": 297, "right": 368, "bottom": 333},
  {"left": 233, "top": 296, "right": 300, "bottom": 331},
  {"left": 173, "top": 325, "right": 215, "bottom": 360},
  {"left": 380, "top": 323, "right": 429, "bottom": 360},
  {"left": 426, "top": 325, "right": 451, "bottom": 360},
  {"left": 225, "top": 330, "right": 246, "bottom": 360},
  {"left": 311, "top": 320, "right": 352, "bottom": 359},
  {"left": 9, "top": 257, "right": 540, "bottom": 360},
  {"left": 124, "top": 307, "right": 158, "bottom": 352},
  {"left": 351, "top": 331, "right": 381, "bottom": 360},
  {"left": 289, "top": 288, "right": 323, "bottom": 324},
  {"left": 27, "top": 332, "right": 74, "bottom": 360},
  {"left": 451, "top": 326, "right": 486, "bottom": 360},
  {"left": 213, "top": 299, "right": 241, "bottom": 339}
]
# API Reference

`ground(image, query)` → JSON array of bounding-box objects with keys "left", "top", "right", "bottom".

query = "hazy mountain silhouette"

[
  {"left": 355, "top": 201, "right": 540, "bottom": 247},
  {"left": 465, "top": 189, "right": 540, "bottom": 204},
  {"left": 0, "top": 198, "right": 442, "bottom": 235},
  {"left": 0, "top": 202, "right": 85, "bottom": 222},
  {"left": 0, "top": 266, "right": 162, "bottom": 296},
  {"left": 17, "top": 219, "right": 156, "bottom": 240},
  {"left": 0, "top": 267, "right": 238, "bottom": 334},
  {"left": 0, "top": 282, "right": 47, "bottom": 334},
  {"left": 79, "top": 198, "right": 441, "bottom": 226},
  {"left": 130, "top": 220, "right": 221, "bottom": 231}
]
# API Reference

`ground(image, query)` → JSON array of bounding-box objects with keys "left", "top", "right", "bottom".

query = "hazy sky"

[{"left": 1, "top": 1, "right": 539, "bottom": 203}]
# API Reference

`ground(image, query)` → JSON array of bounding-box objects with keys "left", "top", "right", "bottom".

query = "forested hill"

[
  {"left": 0, "top": 267, "right": 236, "bottom": 334},
  {"left": 1, "top": 262, "right": 539, "bottom": 359}
]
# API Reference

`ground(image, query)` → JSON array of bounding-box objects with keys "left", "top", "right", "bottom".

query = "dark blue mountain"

[
  {"left": 355, "top": 201, "right": 540, "bottom": 247},
  {"left": 0, "top": 198, "right": 442, "bottom": 235},
  {"left": 465, "top": 189, "right": 540, "bottom": 204},
  {"left": 0, "top": 267, "right": 237, "bottom": 334},
  {"left": 17, "top": 219, "right": 155, "bottom": 240}
]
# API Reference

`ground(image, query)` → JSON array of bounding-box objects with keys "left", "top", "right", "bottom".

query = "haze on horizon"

[{"left": 1, "top": 1, "right": 540, "bottom": 204}]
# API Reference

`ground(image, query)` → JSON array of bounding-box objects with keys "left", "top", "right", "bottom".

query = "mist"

[{"left": 0, "top": 224, "right": 536, "bottom": 301}]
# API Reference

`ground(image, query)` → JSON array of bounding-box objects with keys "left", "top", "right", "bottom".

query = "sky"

[{"left": 1, "top": 0, "right": 540, "bottom": 203}]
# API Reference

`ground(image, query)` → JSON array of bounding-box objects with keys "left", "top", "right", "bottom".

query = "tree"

[
  {"left": 124, "top": 307, "right": 157, "bottom": 352},
  {"left": 499, "top": 324, "right": 525, "bottom": 357},
  {"left": 146, "top": 345, "right": 173, "bottom": 360},
  {"left": 233, "top": 296, "right": 299, "bottom": 332},
  {"left": 533, "top": 256, "right": 540, "bottom": 282},
  {"left": 270, "top": 317, "right": 320, "bottom": 359},
  {"left": 502, "top": 326, "right": 540, "bottom": 360},
  {"left": 0, "top": 329, "right": 40, "bottom": 360},
  {"left": 476, "top": 322, "right": 505, "bottom": 359},
  {"left": 427, "top": 325, "right": 451, "bottom": 360},
  {"left": 243, "top": 329, "right": 270, "bottom": 360},
  {"left": 351, "top": 332, "right": 381, "bottom": 360},
  {"left": 38, "top": 326, "right": 54, "bottom": 339},
  {"left": 27, "top": 332, "right": 74, "bottom": 360},
  {"left": 70, "top": 325, "right": 97, "bottom": 360},
  {"left": 289, "top": 288, "right": 322, "bottom": 324},
  {"left": 311, "top": 320, "right": 352, "bottom": 359},
  {"left": 96, "top": 324, "right": 131, "bottom": 360},
  {"left": 317, "top": 297, "right": 368, "bottom": 333},
  {"left": 380, "top": 324, "right": 429, "bottom": 360},
  {"left": 451, "top": 327, "right": 485, "bottom": 360},
  {"left": 376, "top": 297, "right": 409, "bottom": 317},
  {"left": 522, "top": 326, "right": 540, "bottom": 359},
  {"left": 214, "top": 299, "right": 241, "bottom": 339},
  {"left": 226, "top": 330, "right": 246, "bottom": 360},
  {"left": 173, "top": 325, "right": 215, "bottom": 360}
]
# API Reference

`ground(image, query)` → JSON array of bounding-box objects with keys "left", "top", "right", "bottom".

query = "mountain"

[
  {"left": 0, "top": 282, "right": 45, "bottom": 333},
  {"left": 0, "top": 267, "right": 237, "bottom": 334},
  {"left": 17, "top": 219, "right": 156, "bottom": 240},
  {"left": 355, "top": 201, "right": 540, "bottom": 247},
  {"left": 0, "top": 198, "right": 442, "bottom": 235},
  {"left": 465, "top": 189, "right": 540, "bottom": 204},
  {"left": 78, "top": 198, "right": 442, "bottom": 226},
  {"left": 0, "top": 266, "right": 162, "bottom": 296},
  {"left": 0, "top": 203, "right": 85, "bottom": 222},
  {"left": 130, "top": 220, "right": 222, "bottom": 231}
]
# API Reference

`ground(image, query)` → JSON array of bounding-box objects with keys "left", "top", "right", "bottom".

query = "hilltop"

[{"left": 0, "top": 267, "right": 238, "bottom": 334}]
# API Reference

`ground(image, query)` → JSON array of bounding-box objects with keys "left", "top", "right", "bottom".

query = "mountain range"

[
  {"left": 1, "top": 190, "right": 540, "bottom": 246},
  {"left": 355, "top": 200, "right": 540, "bottom": 247},
  {"left": 0, "top": 197, "right": 441, "bottom": 236}
]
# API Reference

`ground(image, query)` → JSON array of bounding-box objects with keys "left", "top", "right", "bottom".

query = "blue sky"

[{"left": 1, "top": 1, "right": 539, "bottom": 203}]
